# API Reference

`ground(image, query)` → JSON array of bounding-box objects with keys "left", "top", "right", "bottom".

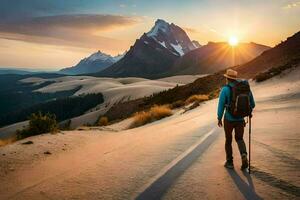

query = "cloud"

[
  {"left": 0, "top": 14, "right": 144, "bottom": 51},
  {"left": 282, "top": 1, "right": 300, "bottom": 9},
  {"left": 183, "top": 27, "right": 200, "bottom": 34},
  {"left": 0, "top": 14, "right": 143, "bottom": 34},
  {"left": 183, "top": 26, "right": 217, "bottom": 34}
]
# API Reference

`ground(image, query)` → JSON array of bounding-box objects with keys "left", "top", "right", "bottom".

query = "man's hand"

[{"left": 218, "top": 119, "right": 223, "bottom": 127}]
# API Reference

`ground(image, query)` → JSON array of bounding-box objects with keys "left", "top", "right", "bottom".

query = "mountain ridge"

[
  {"left": 92, "top": 19, "right": 200, "bottom": 78},
  {"left": 60, "top": 51, "right": 124, "bottom": 75},
  {"left": 235, "top": 31, "right": 300, "bottom": 78},
  {"left": 170, "top": 41, "right": 270, "bottom": 75}
]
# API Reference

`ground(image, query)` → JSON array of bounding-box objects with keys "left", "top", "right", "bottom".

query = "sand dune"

[
  {"left": 4, "top": 75, "right": 201, "bottom": 130},
  {"left": 0, "top": 121, "right": 28, "bottom": 140},
  {"left": 22, "top": 76, "right": 193, "bottom": 97},
  {"left": 0, "top": 67, "right": 299, "bottom": 199}
]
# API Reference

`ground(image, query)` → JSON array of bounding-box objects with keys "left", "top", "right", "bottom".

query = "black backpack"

[{"left": 227, "top": 81, "right": 252, "bottom": 118}]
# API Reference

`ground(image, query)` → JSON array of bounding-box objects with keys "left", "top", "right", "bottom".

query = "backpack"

[{"left": 227, "top": 81, "right": 252, "bottom": 118}]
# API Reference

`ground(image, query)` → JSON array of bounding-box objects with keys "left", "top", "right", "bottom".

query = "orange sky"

[{"left": 0, "top": 0, "right": 299, "bottom": 70}]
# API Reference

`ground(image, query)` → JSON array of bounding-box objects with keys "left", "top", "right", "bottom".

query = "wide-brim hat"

[{"left": 224, "top": 69, "right": 239, "bottom": 80}]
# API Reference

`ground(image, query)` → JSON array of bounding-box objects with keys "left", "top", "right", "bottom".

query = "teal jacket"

[{"left": 217, "top": 81, "right": 255, "bottom": 122}]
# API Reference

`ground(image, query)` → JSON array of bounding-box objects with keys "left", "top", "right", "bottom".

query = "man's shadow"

[{"left": 226, "top": 169, "right": 262, "bottom": 200}]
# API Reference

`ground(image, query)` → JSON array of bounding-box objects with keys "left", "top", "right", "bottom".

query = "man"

[{"left": 217, "top": 69, "right": 255, "bottom": 170}]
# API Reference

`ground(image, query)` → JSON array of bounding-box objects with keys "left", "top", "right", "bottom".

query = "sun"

[{"left": 228, "top": 36, "right": 239, "bottom": 46}]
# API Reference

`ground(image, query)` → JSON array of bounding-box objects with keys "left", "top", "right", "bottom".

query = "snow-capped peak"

[
  {"left": 87, "top": 51, "right": 112, "bottom": 61},
  {"left": 170, "top": 43, "right": 184, "bottom": 56},
  {"left": 147, "top": 19, "right": 170, "bottom": 37},
  {"left": 85, "top": 50, "right": 126, "bottom": 63},
  {"left": 144, "top": 19, "right": 198, "bottom": 57}
]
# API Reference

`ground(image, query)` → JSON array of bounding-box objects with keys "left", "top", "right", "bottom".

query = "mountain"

[
  {"left": 170, "top": 42, "right": 270, "bottom": 75},
  {"left": 0, "top": 68, "right": 34, "bottom": 75},
  {"left": 235, "top": 31, "right": 300, "bottom": 79},
  {"left": 0, "top": 68, "right": 52, "bottom": 75},
  {"left": 92, "top": 19, "right": 200, "bottom": 78},
  {"left": 103, "top": 32, "right": 300, "bottom": 122},
  {"left": 146, "top": 19, "right": 199, "bottom": 56},
  {"left": 60, "top": 51, "right": 124, "bottom": 75}
]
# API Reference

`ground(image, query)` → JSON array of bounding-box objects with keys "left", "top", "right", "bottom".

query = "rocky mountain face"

[
  {"left": 93, "top": 19, "right": 200, "bottom": 78},
  {"left": 235, "top": 31, "right": 300, "bottom": 78},
  {"left": 146, "top": 19, "right": 199, "bottom": 56},
  {"left": 171, "top": 42, "right": 270, "bottom": 75},
  {"left": 60, "top": 51, "right": 124, "bottom": 75}
]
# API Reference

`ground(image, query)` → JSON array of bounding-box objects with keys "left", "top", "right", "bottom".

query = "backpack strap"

[{"left": 224, "top": 84, "right": 232, "bottom": 108}]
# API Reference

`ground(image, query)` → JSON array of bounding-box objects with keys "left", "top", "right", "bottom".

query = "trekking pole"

[{"left": 248, "top": 116, "right": 251, "bottom": 174}]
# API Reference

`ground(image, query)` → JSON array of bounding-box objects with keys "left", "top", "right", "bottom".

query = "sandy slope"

[
  {"left": 0, "top": 121, "right": 28, "bottom": 140},
  {"left": 21, "top": 76, "right": 197, "bottom": 96},
  {"left": 18, "top": 75, "right": 201, "bottom": 129},
  {"left": 0, "top": 75, "right": 201, "bottom": 136},
  {"left": 0, "top": 68, "right": 299, "bottom": 199}
]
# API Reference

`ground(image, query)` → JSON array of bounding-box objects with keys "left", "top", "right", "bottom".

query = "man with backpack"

[{"left": 217, "top": 69, "right": 255, "bottom": 170}]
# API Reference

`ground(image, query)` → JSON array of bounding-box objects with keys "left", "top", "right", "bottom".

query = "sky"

[{"left": 0, "top": 0, "right": 299, "bottom": 70}]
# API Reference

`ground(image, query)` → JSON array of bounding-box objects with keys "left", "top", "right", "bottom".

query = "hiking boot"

[
  {"left": 224, "top": 160, "right": 234, "bottom": 169},
  {"left": 241, "top": 154, "right": 248, "bottom": 170}
]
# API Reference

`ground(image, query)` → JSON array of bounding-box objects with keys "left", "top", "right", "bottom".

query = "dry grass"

[
  {"left": 131, "top": 105, "right": 172, "bottom": 128},
  {"left": 185, "top": 94, "right": 209, "bottom": 105},
  {"left": 98, "top": 116, "right": 109, "bottom": 126},
  {"left": 0, "top": 137, "right": 16, "bottom": 147}
]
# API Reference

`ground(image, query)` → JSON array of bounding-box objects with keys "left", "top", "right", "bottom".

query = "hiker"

[{"left": 217, "top": 69, "right": 255, "bottom": 170}]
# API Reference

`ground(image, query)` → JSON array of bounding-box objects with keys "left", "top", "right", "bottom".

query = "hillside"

[
  {"left": 0, "top": 73, "right": 66, "bottom": 116},
  {"left": 0, "top": 65, "right": 299, "bottom": 199},
  {"left": 171, "top": 42, "right": 270, "bottom": 75},
  {"left": 0, "top": 75, "right": 201, "bottom": 130},
  {"left": 0, "top": 93, "right": 104, "bottom": 127},
  {"left": 235, "top": 31, "right": 300, "bottom": 78},
  {"left": 103, "top": 31, "right": 299, "bottom": 123},
  {"left": 104, "top": 73, "right": 225, "bottom": 121}
]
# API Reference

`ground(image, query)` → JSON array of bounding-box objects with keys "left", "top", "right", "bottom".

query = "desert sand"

[
  {"left": 0, "top": 75, "right": 201, "bottom": 136},
  {"left": 21, "top": 75, "right": 201, "bottom": 128},
  {"left": 0, "top": 68, "right": 299, "bottom": 199}
]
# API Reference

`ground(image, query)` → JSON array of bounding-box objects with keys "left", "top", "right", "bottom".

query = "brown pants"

[{"left": 224, "top": 119, "right": 247, "bottom": 161}]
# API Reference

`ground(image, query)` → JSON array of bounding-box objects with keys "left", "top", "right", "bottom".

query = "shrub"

[
  {"left": 131, "top": 105, "right": 172, "bottom": 128},
  {"left": 98, "top": 116, "right": 109, "bottom": 126},
  {"left": 170, "top": 100, "right": 185, "bottom": 109},
  {"left": 209, "top": 88, "right": 221, "bottom": 99},
  {"left": 131, "top": 111, "right": 152, "bottom": 127},
  {"left": 17, "top": 112, "right": 58, "bottom": 139},
  {"left": 150, "top": 105, "right": 172, "bottom": 119},
  {"left": 185, "top": 94, "right": 209, "bottom": 105}
]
